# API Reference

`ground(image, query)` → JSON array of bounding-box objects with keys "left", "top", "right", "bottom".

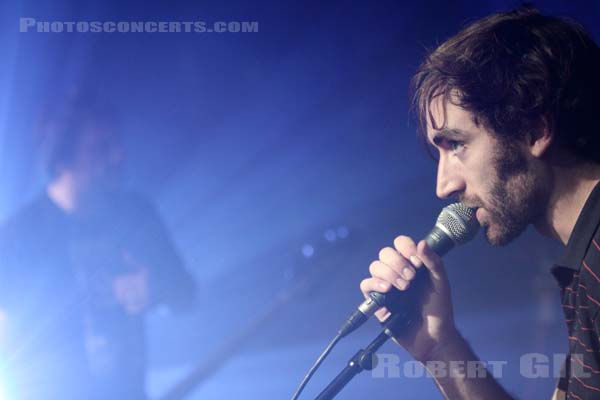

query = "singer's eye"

[{"left": 447, "top": 140, "right": 466, "bottom": 153}]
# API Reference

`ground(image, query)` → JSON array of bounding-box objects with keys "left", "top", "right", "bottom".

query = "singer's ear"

[{"left": 527, "top": 115, "right": 553, "bottom": 159}]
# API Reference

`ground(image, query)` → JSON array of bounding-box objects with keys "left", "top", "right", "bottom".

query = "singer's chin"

[{"left": 483, "top": 217, "right": 527, "bottom": 246}]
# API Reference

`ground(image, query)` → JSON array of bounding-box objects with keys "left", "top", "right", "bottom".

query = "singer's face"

[{"left": 426, "top": 95, "right": 549, "bottom": 246}]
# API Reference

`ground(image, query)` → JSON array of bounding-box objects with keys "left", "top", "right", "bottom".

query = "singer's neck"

[{"left": 534, "top": 163, "right": 600, "bottom": 246}]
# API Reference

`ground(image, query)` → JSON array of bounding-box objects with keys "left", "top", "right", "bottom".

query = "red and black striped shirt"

[{"left": 552, "top": 181, "right": 600, "bottom": 400}]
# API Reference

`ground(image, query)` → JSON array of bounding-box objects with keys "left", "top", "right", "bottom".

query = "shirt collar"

[{"left": 555, "top": 180, "right": 600, "bottom": 271}]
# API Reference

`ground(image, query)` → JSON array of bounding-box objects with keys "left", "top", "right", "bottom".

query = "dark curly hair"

[
  {"left": 411, "top": 5, "right": 600, "bottom": 164},
  {"left": 38, "top": 90, "right": 120, "bottom": 178}
]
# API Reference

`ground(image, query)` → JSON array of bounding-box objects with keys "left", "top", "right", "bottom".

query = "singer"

[{"left": 360, "top": 6, "right": 600, "bottom": 400}]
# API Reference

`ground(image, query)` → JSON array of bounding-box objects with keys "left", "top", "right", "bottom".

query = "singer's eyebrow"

[{"left": 429, "top": 128, "right": 469, "bottom": 147}]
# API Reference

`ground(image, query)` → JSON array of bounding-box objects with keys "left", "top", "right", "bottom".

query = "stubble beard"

[{"left": 480, "top": 144, "right": 550, "bottom": 246}]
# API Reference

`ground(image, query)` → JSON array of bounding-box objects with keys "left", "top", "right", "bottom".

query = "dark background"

[{"left": 0, "top": 0, "right": 598, "bottom": 398}]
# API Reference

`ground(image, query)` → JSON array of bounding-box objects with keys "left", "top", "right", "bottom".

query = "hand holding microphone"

[
  {"left": 356, "top": 203, "right": 479, "bottom": 362},
  {"left": 291, "top": 204, "right": 479, "bottom": 400}
]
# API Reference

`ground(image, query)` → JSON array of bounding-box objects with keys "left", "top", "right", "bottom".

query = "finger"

[
  {"left": 360, "top": 277, "right": 392, "bottom": 297},
  {"left": 375, "top": 307, "right": 391, "bottom": 322},
  {"left": 416, "top": 240, "right": 446, "bottom": 283},
  {"left": 378, "top": 247, "right": 415, "bottom": 280},
  {"left": 369, "top": 261, "right": 410, "bottom": 291},
  {"left": 369, "top": 261, "right": 408, "bottom": 289},
  {"left": 393, "top": 236, "right": 420, "bottom": 268}
]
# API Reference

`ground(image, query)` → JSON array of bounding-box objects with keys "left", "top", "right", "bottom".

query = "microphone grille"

[{"left": 436, "top": 203, "right": 479, "bottom": 244}]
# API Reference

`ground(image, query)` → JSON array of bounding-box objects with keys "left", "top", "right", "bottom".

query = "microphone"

[{"left": 337, "top": 203, "right": 479, "bottom": 338}]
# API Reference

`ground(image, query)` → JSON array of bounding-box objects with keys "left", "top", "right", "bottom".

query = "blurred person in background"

[{"left": 0, "top": 91, "right": 196, "bottom": 399}]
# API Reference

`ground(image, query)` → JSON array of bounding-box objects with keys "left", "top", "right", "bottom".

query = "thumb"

[{"left": 415, "top": 240, "right": 448, "bottom": 285}]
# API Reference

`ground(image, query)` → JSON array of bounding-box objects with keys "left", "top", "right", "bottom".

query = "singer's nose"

[{"left": 436, "top": 154, "right": 465, "bottom": 199}]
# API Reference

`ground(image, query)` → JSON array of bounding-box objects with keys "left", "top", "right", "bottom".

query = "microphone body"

[{"left": 337, "top": 203, "right": 478, "bottom": 338}]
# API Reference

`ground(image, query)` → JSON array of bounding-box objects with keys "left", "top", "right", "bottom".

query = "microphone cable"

[{"left": 290, "top": 332, "right": 342, "bottom": 400}]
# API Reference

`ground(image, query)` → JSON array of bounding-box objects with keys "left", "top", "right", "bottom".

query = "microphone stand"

[{"left": 314, "top": 312, "right": 414, "bottom": 400}]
